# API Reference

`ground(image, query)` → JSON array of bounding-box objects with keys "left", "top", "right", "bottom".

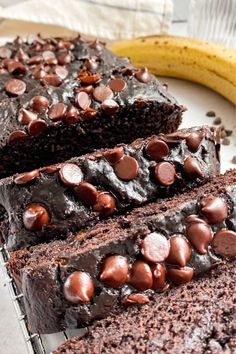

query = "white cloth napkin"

[{"left": 0, "top": 0, "right": 173, "bottom": 40}]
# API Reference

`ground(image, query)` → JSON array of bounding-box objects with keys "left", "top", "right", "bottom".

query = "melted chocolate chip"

[
  {"left": 74, "top": 182, "right": 98, "bottom": 206},
  {"left": 28, "top": 119, "right": 48, "bottom": 136},
  {"left": 59, "top": 163, "right": 83, "bottom": 186},
  {"left": 23, "top": 204, "right": 49, "bottom": 231},
  {"left": 93, "top": 192, "right": 116, "bottom": 217},
  {"left": 104, "top": 147, "right": 124, "bottom": 165},
  {"left": 184, "top": 157, "right": 203, "bottom": 178},
  {"left": 18, "top": 109, "right": 37, "bottom": 125},
  {"left": 93, "top": 85, "right": 113, "bottom": 102},
  {"left": 211, "top": 229, "right": 236, "bottom": 258},
  {"left": 31, "top": 96, "right": 49, "bottom": 113},
  {"left": 151, "top": 263, "right": 166, "bottom": 290},
  {"left": 101, "top": 99, "right": 119, "bottom": 115},
  {"left": 167, "top": 267, "right": 194, "bottom": 285},
  {"left": 75, "top": 91, "right": 91, "bottom": 110},
  {"left": 114, "top": 156, "right": 139, "bottom": 181},
  {"left": 145, "top": 139, "right": 170, "bottom": 161},
  {"left": 141, "top": 232, "right": 170, "bottom": 263},
  {"left": 186, "top": 131, "right": 204, "bottom": 153},
  {"left": 48, "top": 103, "right": 67, "bottom": 121},
  {"left": 166, "top": 235, "right": 191, "bottom": 267},
  {"left": 5, "top": 79, "right": 26, "bottom": 96},
  {"left": 122, "top": 293, "right": 149, "bottom": 306},
  {"left": 201, "top": 196, "right": 228, "bottom": 224},
  {"left": 128, "top": 260, "right": 153, "bottom": 291},
  {"left": 14, "top": 169, "right": 40, "bottom": 185},
  {"left": 100, "top": 255, "right": 128, "bottom": 288},
  {"left": 135, "top": 67, "right": 152, "bottom": 83},
  {"left": 63, "top": 271, "right": 94, "bottom": 304},
  {"left": 186, "top": 217, "right": 213, "bottom": 254},
  {"left": 108, "top": 78, "right": 127, "bottom": 92},
  {"left": 154, "top": 162, "right": 176, "bottom": 186},
  {"left": 8, "top": 130, "right": 28, "bottom": 145}
]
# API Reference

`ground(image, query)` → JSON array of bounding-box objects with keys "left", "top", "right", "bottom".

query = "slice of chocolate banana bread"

[
  {"left": 0, "top": 34, "right": 184, "bottom": 178},
  {"left": 0, "top": 126, "right": 220, "bottom": 250},
  {"left": 53, "top": 260, "right": 236, "bottom": 354},
  {"left": 7, "top": 170, "right": 236, "bottom": 334}
]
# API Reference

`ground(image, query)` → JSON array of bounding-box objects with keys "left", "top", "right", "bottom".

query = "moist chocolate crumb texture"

[
  {"left": 7, "top": 170, "right": 236, "bottom": 334},
  {"left": 0, "top": 34, "right": 184, "bottom": 178},
  {"left": 0, "top": 126, "right": 220, "bottom": 250},
  {"left": 53, "top": 260, "right": 236, "bottom": 354}
]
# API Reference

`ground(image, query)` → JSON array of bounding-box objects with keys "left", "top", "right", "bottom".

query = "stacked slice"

[{"left": 0, "top": 34, "right": 235, "bottom": 352}]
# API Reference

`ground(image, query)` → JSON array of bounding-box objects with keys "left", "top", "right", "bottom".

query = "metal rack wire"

[{"left": 0, "top": 245, "right": 85, "bottom": 354}]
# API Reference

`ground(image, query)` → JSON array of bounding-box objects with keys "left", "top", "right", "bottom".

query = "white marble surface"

[{"left": 0, "top": 18, "right": 235, "bottom": 354}]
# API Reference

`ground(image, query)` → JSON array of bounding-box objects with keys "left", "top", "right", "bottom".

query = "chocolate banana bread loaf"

[
  {"left": 53, "top": 260, "right": 236, "bottom": 354},
  {"left": 0, "top": 126, "right": 220, "bottom": 250},
  {"left": 0, "top": 34, "right": 184, "bottom": 178},
  {"left": 8, "top": 170, "right": 236, "bottom": 334}
]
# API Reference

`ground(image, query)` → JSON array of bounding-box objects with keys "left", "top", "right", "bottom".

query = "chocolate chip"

[
  {"left": 166, "top": 235, "right": 191, "bottom": 267},
  {"left": 42, "top": 50, "right": 55, "bottom": 61},
  {"left": 161, "top": 131, "right": 188, "bottom": 144},
  {"left": 222, "top": 137, "right": 230, "bottom": 145},
  {"left": 184, "top": 156, "right": 203, "bottom": 178},
  {"left": 41, "top": 164, "right": 61, "bottom": 174},
  {"left": 141, "top": 232, "right": 170, "bottom": 263},
  {"left": 23, "top": 204, "right": 49, "bottom": 231},
  {"left": 57, "top": 53, "right": 71, "bottom": 65},
  {"left": 122, "top": 293, "right": 149, "bottom": 306},
  {"left": 77, "top": 85, "right": 94, "bottom": 94},
  {"left": 114, "top": 155, "right": 139, "bottom": 181},
  {"left": 213, "top": 117, "right": 222, "bottom": 125},
  {"left": 186, "top": 131, "right": 204, "bottom": 153},
  {"left": 145, "top": 139, "right": 170, "bottom": 161},
  {"left": 14, "top": 48, "right": 29, "bottom": 62},
  {"left": 55, "top": 66, "right": 68, "bottom": 79},
  {"left": 64, "top": 106, "right": 79, "bottom": 125},
  {"left": 100, "top": 255, "right": 128, "bottom": 288},
  {"left": 93, "top": 192, "right": 116, "bottom": 217},
  {"left": 28, "top": 119, "right": 48, "bottom": 136},
  {"left": 151, "top": 263, "right": 166, "bottom": 290},
  {"left": 5, "top": 79, "right": 26, "bottom": 96},
  {"left": 135, "top": 67, "right": 152, "bottom": 83},
  {"left": 48, "top": 103, "right": 67, "bottom": 121},
  {"left": 7, "top": 61, "right": 26, "bottom": 75},
  {"left": 31, "top": 96, "right": 49, "bottom": 113},
  {"left": 80, "top": 107, "right": 97, "bottom": 120},
  {"left": 75, "top": 91, "right": 91, "bottom": 110},
  {"left": 74, "top": 182, "right": 98, "bottom": 206},
  {"left": 14, "top": 169, "right": 40, "bottom": 185},
  {"left": 18, "top": 109, "right": 37, "bottom": 125},
  {"left": 42, "top": 73, "right": 62, "bottom": 87},
  {"left": 79, "top": 72, "right": 101, "bottom": 85},
  {"left": 104, "top": 147, "right": 124, "bottom": 165},
  {"left": 211, "top": 229, "right": 236, "bottom": 258},
  {"left": 84, "top": 58, "right": 98, "bottom": 71},
  {"left": 59, "top": 163, "right": 83, "bottom": 186},
  {"left": 63, "top": 271, "right": 94, "bottom": 304},
  {"left": 154, "top": 161, "right": 176, "bottom": 186},
  {"left": 186, "top": 217, "right": 212, "bottom": 254},
  {"left": 0, "top": 46, "right": 12, "bottom": 59},
  {"left": 33, "top": 67, "right": 46, "bottom": 80},
  {"left": 201, "top": 196, "right": 228, "bottom": 224},
  {"left": 28, "top": 55, "right": 43, "bottom": 65},
  {"left": 206, "top": 110, "right": 215, "bottom": 117},
  {"left": 93, "top": 85, "right": 113, "bottom": 102},
  {"left": 101, "top": 99, "right": 119, "bottom": 115},
  {"left": 167, "top": 267, "right": 194, "bottom": 285},
  {"left": 225, "top": 129, "right": 232, "bottom": 137},
  {"left": 128, "top": 260, "right": 153, "bottom": 291},
  {"left": 89, "top": 38, "right": 102, "bottom": 50},
  {"left": 8, "top": 130, "right": 28, "bottom": 145},
  {"left": 108, "top": 78, "right": 127, "bottom": 92}
]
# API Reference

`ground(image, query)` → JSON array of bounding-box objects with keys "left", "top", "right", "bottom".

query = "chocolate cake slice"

[
  {"left": 7, "top": 170, "right": 236, "bottom": 334},
  {"left": 0, "top": 126, "right": 220, "bottom": 250},
  {"left": 0, "top": 34, "right": 184, "bottom": 178},
  {"left": 53, "top": 260, "right": 236, "bottom": 354}
]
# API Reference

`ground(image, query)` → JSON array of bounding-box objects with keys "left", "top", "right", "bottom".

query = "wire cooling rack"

[{"left": 0, "top": 245, "right": 86, "bottom": 354}]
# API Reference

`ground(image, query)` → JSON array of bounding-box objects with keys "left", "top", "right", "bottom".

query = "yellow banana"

[{"left": 110, "top": 36, "right": 236, "bottom": 105}]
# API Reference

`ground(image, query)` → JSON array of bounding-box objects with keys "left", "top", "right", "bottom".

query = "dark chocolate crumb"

[
  {"left": 206, "top": 111, "right": 216, "bottom": 117},
  {"left": 222, "top": 137, "right": 230, "bottom": 146},
  {"left": 225, "top": 129, "right": 233, "bottom": 137}
]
